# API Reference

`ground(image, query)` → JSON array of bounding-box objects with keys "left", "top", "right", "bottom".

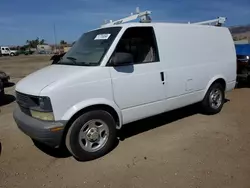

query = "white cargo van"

[{"left": 13, "top": 11, "right": 236, "bottom": 161}]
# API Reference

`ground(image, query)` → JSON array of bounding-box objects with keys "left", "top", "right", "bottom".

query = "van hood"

[{"left": 16, "top": 65, "right": 92, "bottom": 96}]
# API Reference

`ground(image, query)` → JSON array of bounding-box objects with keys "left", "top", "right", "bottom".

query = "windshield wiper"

[
  {"left": 66, "top": 57, "right": 77, "bottom": 63},
  {"left": 81, "top": 62, "right": 98, "bottom": 66},
  {"left": 66, "top": 56, "right": 77, "bottom": 64},
  {"left": 59, "top": 57, "right": 98, "bottom": 66}
]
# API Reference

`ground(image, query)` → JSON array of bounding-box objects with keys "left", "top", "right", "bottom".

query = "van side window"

[{"left": 113, "top": 27, "right": 159, "bottom": 64}]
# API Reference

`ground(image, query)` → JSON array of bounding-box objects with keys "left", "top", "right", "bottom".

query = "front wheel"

[
  {"left": 66, "top": 110, "right": 117, "bottom": 161},
  {"left": 201, "top": 83, "right": 225, "bottom": 115},
  {"left": 0, "top": 81, "right": 4, "bottom": 104}
]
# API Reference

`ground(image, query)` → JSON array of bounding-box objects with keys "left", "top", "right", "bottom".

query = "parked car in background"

[
  {"left": 0, "top": 71, "right": 10, "bottom": 86},
  {"left": 235, "top": 44, "right": 250, "bottom": 83},
  {"left": 38, "top": 50, "right": 46, "bottom": 54},
  {"left": 18, "top": 50, "right": 34, "bottom": 55},
  {"left": 10, "top": 49, "right": 18, "bottom": 56},
  {"left": 0, "top": 80, "right": 4, "bottom": 102},
  {"left": 38, "top": 50, "right": 52, "bottom": 55},
  {"left": 0, "top": 46, "right": 18, "bottom": 56}
]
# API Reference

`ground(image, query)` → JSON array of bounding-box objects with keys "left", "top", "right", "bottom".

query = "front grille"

[
  {"left": 16, "top": 92, "right": 39, "bottom": 116},
  {"left": 16, "top": 92, "right": 39, "bottom": 108},
  {"left": 16, "top": 92, "right": 29, "bottom": 103},
  {"left": 20, "top": 106, "right": 31, "bottom": 116}
]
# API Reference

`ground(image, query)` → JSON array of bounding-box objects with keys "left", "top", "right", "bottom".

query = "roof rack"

[
  {"left": 189, "top": 17, "right": 227, "bottom": 26},
  {"left": 101, "top": 7, "right": 152, "bottom": 28},
  {"left": 101, "top": 8, "right": 226, "bottom": 28}
]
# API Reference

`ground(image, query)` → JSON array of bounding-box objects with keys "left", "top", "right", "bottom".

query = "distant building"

[
  {"left": 234, "top": 39, "right": 250, "bottom": 45},
  {"left": 63, "top": 46, "right": 71, "bottom": 52},
  {"left": 37, "top": 45, "right": 52, "bottom": 52}
]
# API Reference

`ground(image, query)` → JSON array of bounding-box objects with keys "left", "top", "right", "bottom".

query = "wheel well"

[
  {"left": 61, "top": 104, "right": 120, "bottom": 146},
  {"left": 213, "top": 78, "right": 226, "bottom": 91}
]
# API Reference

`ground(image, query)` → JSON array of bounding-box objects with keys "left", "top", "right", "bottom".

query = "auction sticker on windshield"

[{"left": 94, "top": 34, "right": 111, "bottom": 40}]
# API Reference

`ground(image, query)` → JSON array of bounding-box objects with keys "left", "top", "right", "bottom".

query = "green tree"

[
  {"left": 60, "top": 40, "right": 67, "bottom": 45},
  {"left": 39, "top": 39, "right": 45, "bottom": 45},
  {"left": 26, "top": 37, "right": 46, "bottom": 48}
]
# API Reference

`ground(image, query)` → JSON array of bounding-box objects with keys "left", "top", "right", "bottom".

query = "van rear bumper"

[
  {"left": 13, "top": 107, "right": 67, "bottom": 148},
  {"left": 226, "top": 80, "right": 237, "bottom": 92}
]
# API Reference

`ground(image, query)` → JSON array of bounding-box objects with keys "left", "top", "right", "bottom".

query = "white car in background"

[{"left": 0, "top": 46, "right": 17, "bottom": 56}]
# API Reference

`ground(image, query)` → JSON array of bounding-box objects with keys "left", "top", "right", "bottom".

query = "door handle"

[{"left": 160, "top": 72, "right": 165, "bottom": 84}]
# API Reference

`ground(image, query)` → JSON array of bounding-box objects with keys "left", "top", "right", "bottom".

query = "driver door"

[{"left": 109, "top": 27, "right": 166, "bottom": 124}]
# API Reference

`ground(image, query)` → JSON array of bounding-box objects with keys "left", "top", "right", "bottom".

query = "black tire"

[
  {"left": 10, "top": 53, "right": 14, "bottom": 56},
  {"left": 0, "top": 81, "right": 4, "bottom": 105},
  {"left": 66, "top": 110, "right": 117, "bottom": 161},
  {"left": 201, "top": 83, "right": 225, "bottom": 115}
]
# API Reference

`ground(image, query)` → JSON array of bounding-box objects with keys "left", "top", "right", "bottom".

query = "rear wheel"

[
  {"left": 66, "top": 110, "right": 117, "bottom": 161},
  {"left": 201, "top": 83, "right": 225, "bottom": 115},
  {"left": 10, "top": 53, "right": 14, "bottom": 56}
]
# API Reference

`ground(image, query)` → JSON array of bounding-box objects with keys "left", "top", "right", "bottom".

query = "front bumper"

[{"left": 13, "top": 107, "right": 67, "bottom": 148}]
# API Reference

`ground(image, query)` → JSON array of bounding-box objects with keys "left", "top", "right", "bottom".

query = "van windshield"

[{"left": 57, "top": 27, "right": 121, "bottom": 66}]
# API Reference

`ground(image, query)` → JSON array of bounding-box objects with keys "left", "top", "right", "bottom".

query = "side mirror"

[{"left": 111, "top": 52, "right": 133, "bottom": 66}]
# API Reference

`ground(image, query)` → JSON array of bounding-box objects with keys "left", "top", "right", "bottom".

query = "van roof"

[{"left": 86, "top": 22, "right": 227, "bottom": 34}]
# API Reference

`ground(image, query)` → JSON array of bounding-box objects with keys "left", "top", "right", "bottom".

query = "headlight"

[
  {"left": 29, "top": 96, "right": 54, "bottom": 121},
  {"left": 247, "top": 56, "right": 249, "bottom": 60},
  {"left": 39, "top": 97, "right": 46, "bottom": 109},
  {"left": 38, "top": 96, "right": 53, "bottom": 111},
  {"left": 30, "top": 110, "right": 54, "bottom": 121}
]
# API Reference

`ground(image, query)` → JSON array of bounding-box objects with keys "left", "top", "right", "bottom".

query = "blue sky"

[{"left": 0, "top": 0, "right": 250, "bottom": 45}]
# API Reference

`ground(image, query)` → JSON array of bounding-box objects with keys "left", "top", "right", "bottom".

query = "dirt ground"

[{"left": 0, "top": 55, "right": 250, "bottom": 188}]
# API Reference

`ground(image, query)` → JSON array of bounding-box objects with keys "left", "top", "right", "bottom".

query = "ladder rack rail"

[
  {"left": 191, "top": 17, "right": 227, "bottom": 26},
  {"left": 101, "top": 8, "right": 226, "bottom": 28},
  {"left": 101, "top": 10, "right": 152, "bottom": 28}
]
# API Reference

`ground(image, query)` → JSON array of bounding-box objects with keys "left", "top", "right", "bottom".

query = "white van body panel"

[
  {"left": 15, "top": 22, "right": 236, "bottom": 128},
  {"left": 39, "top": 66, "right": 115, "bottom": 121},
  {"left": 110, "top": 63, "right": 166, "bottom": 109},
  {"left": 61, "top": 98, "right": 122, "bottom": 125},
  {"left": 15, "top": 65, "right": 118, "bottom": 122},
  {"left": 110, "top": 63, "right": 166, "bottom": 125},
  {"left": 109, "top": 23, "right": 236, "bottom": 124},
  {"left": 154, "top": 24, "right": 236, "bottom": 99},
  {"left": 16, "top": 65, "right": 96, "bottom": 96}
]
